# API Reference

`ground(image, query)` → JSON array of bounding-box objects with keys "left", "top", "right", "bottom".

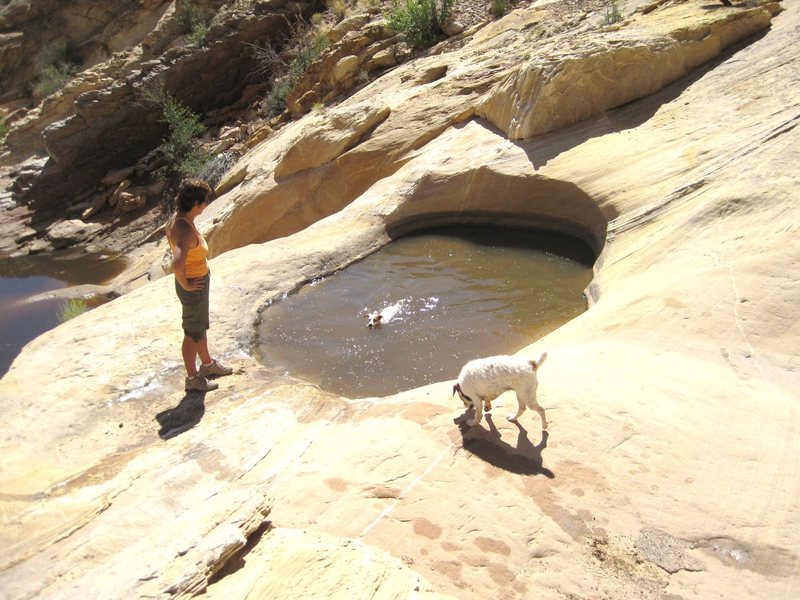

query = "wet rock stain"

[{"left": 412, "top": 517, "right": 442, "bottom": 539}]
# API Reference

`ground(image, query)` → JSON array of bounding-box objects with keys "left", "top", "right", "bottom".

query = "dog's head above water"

[{"left": 365, "top": 311, "right": 383, "bottom": 329}]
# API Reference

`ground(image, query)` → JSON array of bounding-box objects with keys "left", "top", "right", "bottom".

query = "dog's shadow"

[
  {"left": 457, "top": 412, "right": 554, "bottom": 478},
  {"left": 155, "top": 391, "right": 207, "bottom": 440}
]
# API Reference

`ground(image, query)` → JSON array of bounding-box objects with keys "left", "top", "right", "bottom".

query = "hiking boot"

[
  {"left": 185, "top": 375, "right": 219, "bottom": 392},
  {"left": 199, "top": 358, "right": 233, "bottom": 379}
]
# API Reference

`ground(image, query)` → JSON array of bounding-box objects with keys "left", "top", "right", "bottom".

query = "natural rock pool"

[
  {"left": 0, "top": 251, "right": 126, "bottom": 377},
  {"left": 256, "top": 226, "right": 594, "bottom": 398}
]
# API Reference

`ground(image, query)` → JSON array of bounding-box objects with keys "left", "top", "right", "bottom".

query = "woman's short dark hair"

[{"left": 176, "top": 178, "right": 212, "bottom": 213}]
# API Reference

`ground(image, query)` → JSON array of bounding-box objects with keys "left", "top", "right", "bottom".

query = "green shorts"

[{"left": 175, "top": 272, "right": 210, "bottom": 341}]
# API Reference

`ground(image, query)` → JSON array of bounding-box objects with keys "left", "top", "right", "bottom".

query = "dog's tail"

[{"left": 529, "top": 351, "right": 548, "bottom": 370}]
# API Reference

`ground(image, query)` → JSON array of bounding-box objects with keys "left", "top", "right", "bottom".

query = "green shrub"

[
  {"left": 144, "top": 85, "right": 210, "bottom": 177},
  {"left": 603, "top": 0, "right": 624, "bottom": 25},
  {"left": 186, "top": 21, "right": 210, "bottom": 47},
  {"left": 265, "top": 76, "right": 294, "bottom": 115},
  {"left": 288, "top": 31, "right": 330, "bottom": 82},
  {"left": 253, "top": 29, "right": 330, "bottom": 116},
  {"left": 32, "top": 62, "right": 78, "bottom": 98},
  {"left": 385, "top": 0, "right": 457, "bottom": 49},
  {"left": 175, "top": 1, "right": 209, "bottom": 47},
  {"left": 59, "top": 299, "right": 89, "bottom": 323},
  {"left": 0, "top": 116, "right": 7, "bottom": 144},
  {"left": 175, "top": 1, "right": 204, "bottom": 33},
  {"left": 31, "top": 40, "right": 82, "bottom": 99},
  {"left": 326, "top": 0, "right": 348, "bottom": 22},
  {"left": 490, "top": 0, "right": 508, "bottom": 18}
]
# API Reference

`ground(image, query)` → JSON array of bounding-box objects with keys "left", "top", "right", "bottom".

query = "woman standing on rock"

[{"left": 166, "top": 177, "right": 232, "bottom": 391}]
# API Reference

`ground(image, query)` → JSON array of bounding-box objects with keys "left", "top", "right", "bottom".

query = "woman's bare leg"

[
  {"left": 182, "top": 336, "right": 199, "bottom": 377},
  {"left": 197, "top": 334, "right": 212, "bottom": 365}
]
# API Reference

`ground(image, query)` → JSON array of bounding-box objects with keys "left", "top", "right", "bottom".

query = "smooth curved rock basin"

[{"left": 256, "top": 226, "right": 594, "bottom": 397}]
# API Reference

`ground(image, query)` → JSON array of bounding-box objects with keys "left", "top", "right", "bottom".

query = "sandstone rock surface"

[{"left": 1, "top": 2, "right": 798, "bottom": 599}]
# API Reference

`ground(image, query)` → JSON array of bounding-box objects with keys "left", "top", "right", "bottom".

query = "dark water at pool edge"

[
  {"left": 256, "top": 225, "right": 595, "bottom": 398},
  {"left": 0, "top": 250, "right": 127, "bottom": 377}
]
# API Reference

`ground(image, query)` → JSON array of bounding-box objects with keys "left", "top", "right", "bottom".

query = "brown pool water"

[
  {"left": 256, "top": 226, "right": 594, "bottom": 398},
  {"left": 0, "top": 250, "right": 127, "bottom": 377}
]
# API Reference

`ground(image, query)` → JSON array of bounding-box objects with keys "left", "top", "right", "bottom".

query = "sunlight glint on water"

[{"left": 256, "top": 226, "right": 594, "bottom": 398}]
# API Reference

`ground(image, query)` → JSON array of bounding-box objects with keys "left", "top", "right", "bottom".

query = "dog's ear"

[
  {"left": 452, "top": 383, "right": 458, "bottom": 397},
  {"left": 376, "top": 314, "right": 383, "bottom": 322}
]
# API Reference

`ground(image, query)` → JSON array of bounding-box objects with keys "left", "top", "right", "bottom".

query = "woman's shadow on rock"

[
  {"left": 457, "top": 412, "right": 554, "bottom": 478},
  {"left": 155, "top": 391, "right": 207, "bottom": 440}
]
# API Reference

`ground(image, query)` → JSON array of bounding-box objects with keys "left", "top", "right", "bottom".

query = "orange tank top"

[{"left": 168, "top": 216, "right": 209, "bottom": 279}]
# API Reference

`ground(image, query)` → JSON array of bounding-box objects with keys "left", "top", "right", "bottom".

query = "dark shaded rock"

[{"left": 22, "top": 3, "right": 308, "bottom": 212}]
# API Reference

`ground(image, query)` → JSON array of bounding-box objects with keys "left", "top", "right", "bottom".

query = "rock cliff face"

[
  {"left": 1, "top": 1, "right": 799, "bottom": 599},
  {"left": 0, "top": 0, "right": 172, "bottom": 102},
  {"left": 1, "top": 0, "right": 313, "bottom": 214}
]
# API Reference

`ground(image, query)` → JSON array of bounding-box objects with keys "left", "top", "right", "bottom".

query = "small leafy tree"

[
  {"left": 385, "top": 0, "right": 457, "bottom": 49},
  {"left": 144, "top": 85, "right": 209, "bottom": 177}
]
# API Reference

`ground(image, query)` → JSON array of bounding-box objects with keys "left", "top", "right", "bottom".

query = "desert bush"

[
  {"left": 32, "top": 63, "right": 78, "bottom": 98},
  {"left": 186, "top": 21, "right": 210, "bottom": 46},
  {"left": 288, "top": 30, "right": 330, "bottom": 82},
  {"left": 31, "top": 40, "right": 82, "bottom": 99},
  {"left": 144, "top": 85, "right": 210, "bottom": 178},
  {"left": 251, "top": 26, "right": 330, "bottom": 116},
  {"left": 175, "top": 0, "right": 209, "bottom": 46},
  {"left": 603, "top": 0, "right": 624, "bottom": 25},
  {"left": 174, "top": 0, "right": 203, "bottom": 33},
  {"left": 59, "top": 299, "right": 89, "bottom": 323},
  {"left": 490, "top": 0, "right": 508, "bottom": 18},
  {"left": 357, "top": 0, "right": 382, "bottom": 10},
  {"left": 327, "top": 0, "right": 348, "bottom": 21},
  {"left": 264, "top": 77, "right": 294, "bottom": 115},
  {"left": 385, "top": 0, "right": 457, "bottom": 49},
  {"left": 198, "top": 150, "right": 240, "bottom": 188},
  {"left": 0, "top": 115, "right": 7, "bottom": 144}
]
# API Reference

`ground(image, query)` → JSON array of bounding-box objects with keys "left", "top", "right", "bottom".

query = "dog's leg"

[
  {"left": 533, "top": 401, "right": 548, "bottom": 429},
  {"left": 507, "top": 394, "right": 526, "bottom": 422},
  {"left": 468, "top": 397, "right": 485, "bottom": 427}
]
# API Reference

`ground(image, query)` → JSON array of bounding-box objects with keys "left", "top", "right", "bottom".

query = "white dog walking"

[{"left": 453, "top": 352, "right": 548, "bottom": 428}]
